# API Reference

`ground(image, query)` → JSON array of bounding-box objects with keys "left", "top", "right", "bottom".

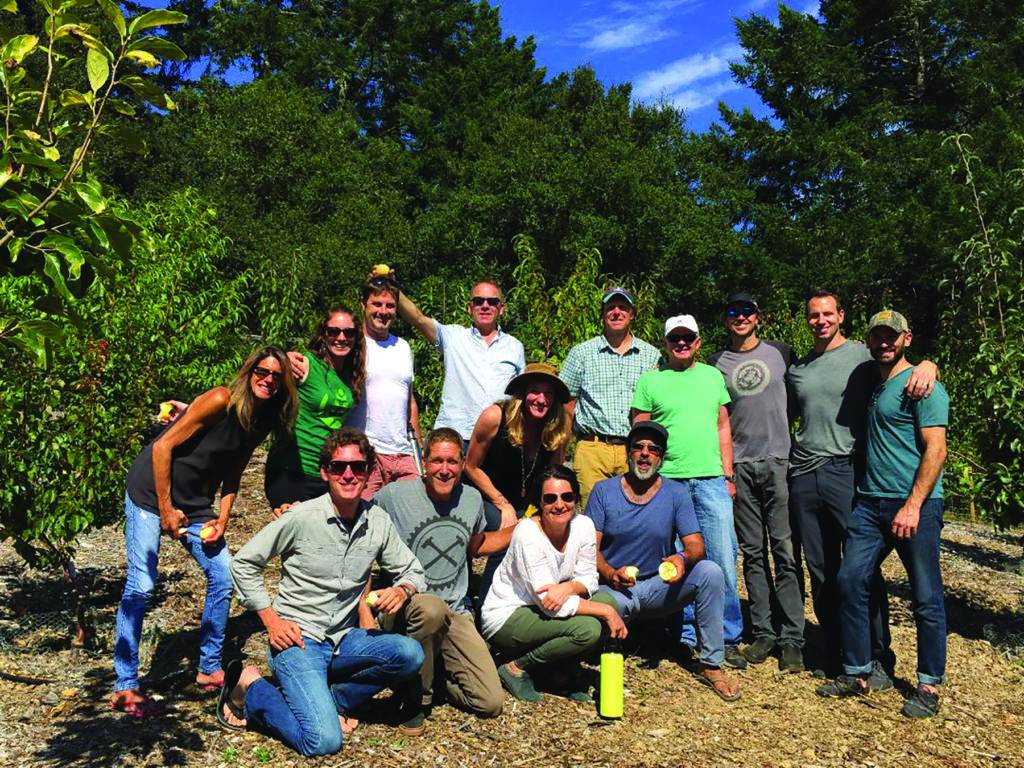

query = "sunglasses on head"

[
  {"left": 470, "top": 296, "right": 501, "bottom": 307},
  {"left": 667, "top": 332, "right": 698, "bottom": 345},
  {"left": 325, "top": 459, "right": 369, "bottom": 476},
  {"left": 252, "top": 365, "right": 283, "bottom": 382},
  {"left": 541, "top": 491, "right": 576, "bottom": 505},
  {"left": 726, "top": 305, "right": 757, "bottom": 318},
  {"left": 369, "top": 275, "right": 398, "bottom": 288},
  {"left": 630, "top": 441, "right": 665, "bottom": 456},
  {"left": 325, "top": 326, "right": 358, "bottom": 339}
]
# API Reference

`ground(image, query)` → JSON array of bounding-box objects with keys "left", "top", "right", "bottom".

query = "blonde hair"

[
  {"left": 502, "top": 396, "right": 571, "bottom": 453},
  {"left": 226, "top": 345, "right": 298, "bottom": 442}
]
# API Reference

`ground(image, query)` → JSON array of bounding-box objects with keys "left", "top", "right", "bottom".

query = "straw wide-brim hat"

[{"left": 504, "top": 362, "right": 571, "bottom": 404}]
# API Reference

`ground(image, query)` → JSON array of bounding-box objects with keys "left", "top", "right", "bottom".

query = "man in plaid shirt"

[{"left": 559, "top": 287, "right": 660, "bottom": 511}]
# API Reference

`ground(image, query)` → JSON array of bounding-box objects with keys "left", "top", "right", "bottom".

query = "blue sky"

[{"left": 495, "top": 0, "right": 820, "bottom": 131}]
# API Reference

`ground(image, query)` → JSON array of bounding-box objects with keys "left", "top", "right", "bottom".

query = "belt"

[{"left": 577, "top": 433, "right": 628, "bottom": 446}]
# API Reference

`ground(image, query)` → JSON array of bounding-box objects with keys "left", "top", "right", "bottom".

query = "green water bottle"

[{"left": 599, "top": 642, "right": 624, "bottom": 719}]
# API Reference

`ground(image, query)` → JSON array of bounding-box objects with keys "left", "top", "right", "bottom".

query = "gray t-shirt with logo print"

[
  {"left": 373, "top": 478, "right": 487, "bottom": 614},
  {"left": 708, "top": 340, "right": 795, "bottom": 464}
]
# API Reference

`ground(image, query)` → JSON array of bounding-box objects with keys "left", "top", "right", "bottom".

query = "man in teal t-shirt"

[
  {"left": 631, "top": 314, "right": 745, "bottom": 667},
  {"left": 818, "top": 310, "right": 949, "bottom": 720}
]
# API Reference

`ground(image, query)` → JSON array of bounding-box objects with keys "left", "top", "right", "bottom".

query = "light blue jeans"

[
  {"left": 113, "top": 492, "right": 233, "bottom": 691},
  {"left": 244, "top": 630, "right": 424, "bottom": 756},
  {"left": 672, "top": 477, "right": 744, "bottom": 646}
]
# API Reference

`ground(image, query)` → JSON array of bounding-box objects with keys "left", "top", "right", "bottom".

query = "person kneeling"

[
  {"left": 220, "top": 428, "right": 425, "bottom": 757},
  {"left": 586, "top": 421, "right": 740, "bottom": 701},
  {"left": 480, "top": 465, "right": 627, "bottom": 703},
  {"left": 373, "top": 428, "right": 512, "bottom": 735}
]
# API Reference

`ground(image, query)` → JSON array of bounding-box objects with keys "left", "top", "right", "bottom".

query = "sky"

[{"left": 495, "top": 0, "right": 820, "bottom": 131}]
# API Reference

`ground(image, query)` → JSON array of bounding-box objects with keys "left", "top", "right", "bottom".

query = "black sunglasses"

[
  {"left": 630, "top": 441, "right": 665, "bottom": 456},
  {"left": 541, "top": 491, "right": 576, "bottom": 504},
  {"left": 725, "top": 305, "right": 757, "bottom": 318},
  {"left": 470, "top": 296, "right": 502, "bottom": 307},
  {"left": 369, "top": 275, "right": 398, "bottom": 288},
  {"left": 252, "top": 365, "right": 283, "bottom": 382},
  {"left": 325, "top": 326, "right": 358, "bottom": 339},
  {"left": 667, "top": 332, "right": 698, "bottom": 345},
  {"left": 325, "top": 459, "right": 369, "bottom": 476}
]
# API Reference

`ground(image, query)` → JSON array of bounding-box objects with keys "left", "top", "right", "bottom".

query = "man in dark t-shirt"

[{"left": 708, "top": 292, "right": 804, "bottom": 673}]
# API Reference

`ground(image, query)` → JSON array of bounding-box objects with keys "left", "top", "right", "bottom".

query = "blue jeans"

[
  {"left": 244, "top": 630, "right": 423, "bottom": 756},
  {"left": 601, "top": 559, "right": 726, "bottom": 666},
  {"left": 838, "top": 498, "right": 946, "bottom": 686},
  {"left": 113, "top": 493, "right": 232, "bottom": 691},
  {"left": 671, "top": 477, "right": 743, "bottom": 646}
]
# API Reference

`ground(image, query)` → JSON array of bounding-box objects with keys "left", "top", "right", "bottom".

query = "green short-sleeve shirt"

[
  {"left": 858, "top": 366, "right": 949, "bottom": 499},
  {"left": 630, "top": 362, "right": 731, "bottom": 478},
  {"left": 268, "top": 352, "right": 354, "bottom": 478}
]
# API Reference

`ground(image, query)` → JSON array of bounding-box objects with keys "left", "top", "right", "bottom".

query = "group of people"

[{"left": 109, "top": 270, "right": 951, "bottom": 756}]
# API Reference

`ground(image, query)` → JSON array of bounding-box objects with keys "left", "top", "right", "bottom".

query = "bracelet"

[{"left": 397, "top": 583, "right": 415, "bottom": 599}]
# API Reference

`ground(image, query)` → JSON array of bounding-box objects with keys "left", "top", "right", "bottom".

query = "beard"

[{"left": 628, "top": 456, "right": 660, "bottom": 481}]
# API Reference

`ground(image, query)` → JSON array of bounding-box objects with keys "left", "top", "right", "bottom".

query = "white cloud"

[
  {"left": 665, "top": 78, "right": 743, "bottom": 111},
  {"left": 632, "top": 43, "right": 743, "bottom": 99},
  {"left": 800, "top": 1, "right": 821, "bottom": 16},
  {"left": 571, "top": 0, "right": 701, "bottom": 53},
  {"left": 587, "top": 22, "right": 674, "bottom": 52}
]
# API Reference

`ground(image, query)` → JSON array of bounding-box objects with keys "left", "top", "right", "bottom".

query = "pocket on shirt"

[{"left": 292, "top": 541, "right": 339, "bottom": 582}]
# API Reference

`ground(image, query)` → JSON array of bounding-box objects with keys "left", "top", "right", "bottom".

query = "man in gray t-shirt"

[
  {"left": 709, "top": 292, "right": 804, "bottom": 672},
  {"left": 372, "top": 429, "right": 513, "bottom": 733}
]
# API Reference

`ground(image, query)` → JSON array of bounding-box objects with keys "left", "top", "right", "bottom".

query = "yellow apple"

[
  {"left": 658, "top": 560, "right": 678, "bottom": 581},
  {"left": 623, "top": 566, "right": 639, "bottom": 581},
  {"left": 371, "top": 263, "right": 391, "bottom": 276}
]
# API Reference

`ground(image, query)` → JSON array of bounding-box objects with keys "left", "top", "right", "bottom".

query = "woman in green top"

[{"left": 265, "top": 306, "right": 366, "bottom": 514}]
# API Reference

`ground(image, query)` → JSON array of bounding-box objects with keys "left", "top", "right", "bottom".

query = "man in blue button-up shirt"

[{"left": 398, "top": 278, "right": 525, "bottom": 443}]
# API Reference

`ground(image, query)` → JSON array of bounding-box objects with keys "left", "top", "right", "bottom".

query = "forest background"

[{"left": 0, "top": 0, "right": 1021, "bottom": 574}]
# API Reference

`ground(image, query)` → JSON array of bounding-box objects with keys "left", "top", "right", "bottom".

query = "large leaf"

[
  {"left": 97, "top": 123, "right": 147, "bottom": 152},
  {"left": 42, "top": 251, "right": 73, "bottom": 302},
  {"left": 41, "top": 234, "right": 85, "bottom": 280},
  {"left": 0, "top": 0, "right": 18, "bottom": 13},
  {"left": 127, "top": 9, "right": 187, "bottom": 36},
  {"left": 126, "top": 35, "right": 187, "bottom": 62},
  {"left": 73, "top": 178, "right": 106, "bottom": 213},
  {"left": 59, "top": 89, "right": 91, "bottom": 108},
  {"left": 96, "top": 0, "right": 126, "bottom": 39},
  {"left": 118, "top": 75, "right": 174, "bottom": 110},
  {"left": 125, "top": 49, "right": 160, "bottom": 68},
  {"left": 86, "top": 47, "right": 108, "bottom": 92},
  {"left": 1, "top": 34, "right": 38, "bottom": 65}
]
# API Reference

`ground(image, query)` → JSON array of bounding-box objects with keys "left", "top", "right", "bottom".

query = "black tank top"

[
  {"left": 126, "top": 407, "right": 258, "bottom": 523},
  {"left": 478, "top": 407, "right": 552, "bottom": 510}
]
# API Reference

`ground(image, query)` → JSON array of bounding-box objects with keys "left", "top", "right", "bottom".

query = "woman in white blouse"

[{"left": 481, "top": 465, "right": 627, "bottom": 702}]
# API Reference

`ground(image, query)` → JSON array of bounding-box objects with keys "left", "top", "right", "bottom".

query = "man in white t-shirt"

[{"left": 345, "top": 275, "right": 422, "bottom": 498}]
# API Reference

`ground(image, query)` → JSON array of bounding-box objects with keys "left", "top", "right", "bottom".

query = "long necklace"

[{"left": 520, "top": 443, "right": 541, "bottom": 499}]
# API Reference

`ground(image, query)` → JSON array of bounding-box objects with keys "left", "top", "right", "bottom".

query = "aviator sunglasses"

[
  {"left": 725, "top": 305, "right": 758, "bottom": 318},
  {"left": 325, "top": 459, "right": 369, "bottom": 476}
]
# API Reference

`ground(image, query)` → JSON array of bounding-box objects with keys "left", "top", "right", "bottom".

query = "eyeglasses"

[
  {"left": 470, "top": 296, "right": 501, "bottom": 307},
  {"left": 325, "top": 326, "right": 358, "bottom": 339},
  {"left": 667, "top": 332, "right": 698, "bottom": 345},
  {"left": 630, "top": 441, "right": 665, "bottom": 456},
  {"left": 252, "top": 366, "right": 283, "bottom": 382},
  {"left": 541, "top": 491, "right": 576, "bottom": 504},
  {"left": 725, "top": 305, "right": 757, "bottom": 318},
  {"left": 325, "top": 459, "right": 369, "bottom": 476}
]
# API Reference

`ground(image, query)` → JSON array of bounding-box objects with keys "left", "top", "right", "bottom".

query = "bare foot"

[
  {"left": 111, "top": 689, "right": 161, "bottom": 719},
  {"left": 196, "top": 669, "right": 224, "bottom": 691},
  {"left": 339, "top": 714, "right": 359, "bottom": 736},
  {"left": 221, "top": 665, "right": 262, "bottom": 728}
]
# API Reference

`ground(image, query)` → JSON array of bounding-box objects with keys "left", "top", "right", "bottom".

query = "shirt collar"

[
  {"left": 598, "top": 333, "right": 639, "bottom": 353},
  {"left": 470, "top": 324, "right": 503, "bottom": 341}
]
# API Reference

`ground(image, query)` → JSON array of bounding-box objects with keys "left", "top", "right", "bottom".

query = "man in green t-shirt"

[
  {"left": 816, "top": 310, "right": 949, "bottom": 719},
  {"left": 631, "top": 314, "right": 745, "bottom": 668}
]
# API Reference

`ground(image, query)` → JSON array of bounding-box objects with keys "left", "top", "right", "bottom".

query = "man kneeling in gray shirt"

[
  {"left": 221, "top": 428, "right": 426, "bottom": 757},
  {"left": 374, "top": 428, "right": 514, "bottom": 735}
]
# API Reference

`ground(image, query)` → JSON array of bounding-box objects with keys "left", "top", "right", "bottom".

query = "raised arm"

[
  {"left": 397, "top": 289, "right": 438, "bottom": 346},
  {"left": 151, "top": 386, "right": 230, "bottom": 538}
]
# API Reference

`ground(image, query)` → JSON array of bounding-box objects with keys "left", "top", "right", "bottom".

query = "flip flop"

[
  {"left": 216, "top": 660, "right": 246, "bottom": 731},
  {"left": 693, "top": 667, "right": 741, "bottom": 702}
]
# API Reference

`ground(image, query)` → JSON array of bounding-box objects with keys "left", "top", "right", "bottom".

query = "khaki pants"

[
  {"left": 379, "top": 593, "right": 503, "bottom": 717},
  {"left": 573, "top": 439, "right": 628, "bottom": 511}
]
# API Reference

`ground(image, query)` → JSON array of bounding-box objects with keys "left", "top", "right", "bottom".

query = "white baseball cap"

[{"left": 664, "top": 314, "right": 699, "bottom": 337}]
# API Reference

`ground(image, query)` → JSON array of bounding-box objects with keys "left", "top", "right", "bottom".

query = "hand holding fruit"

[
  {"left": 157, "top": 400, "right": 187, "bottom": 424},
  {"left": 370, "top": 585, "right": 411, "bottom": 615},
  {"left": 160, "top": 506, "right": 188, "bottom": 538},
  {"left": 610, "top": 565, "right": 638, "bottom": 589},
  {"left": 371, "top": 263, "right": 391, "bottom": 277},
  {"left": 659, "top": 555, "right": 685, "bottom": 584}
]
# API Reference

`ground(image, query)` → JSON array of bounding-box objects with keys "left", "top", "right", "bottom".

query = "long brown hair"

[
  {"left": 502, "top": 396, "right": 571, "bottom": 453},
  {"left": 226, "top": 345, "right": 298, "bottom": 442},
  {"left": 307, "top": 306, "right": 366, "bottom": 402}
]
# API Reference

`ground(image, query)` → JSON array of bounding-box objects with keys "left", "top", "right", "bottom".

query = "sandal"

[
  {"left": 693, "top": 666, "right": 741, "bottom": 702},
  {"left": 216, "top": 660, "right": 246, "bottom": 731}
]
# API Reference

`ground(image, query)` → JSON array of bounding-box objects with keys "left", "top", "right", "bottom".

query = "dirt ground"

[{"left": 1, "top": 455, "right": 1023, "bottom": 768}]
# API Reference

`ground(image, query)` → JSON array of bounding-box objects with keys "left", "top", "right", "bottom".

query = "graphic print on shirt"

[
  {"left": 317, "top": 388, "right": 349, "bottom": 431},
  {"left": 731, "top": 359, "right": 771, "bottom": 397},
  {"left": 409, "top": 516, "right": 473, "bottom": 592}
]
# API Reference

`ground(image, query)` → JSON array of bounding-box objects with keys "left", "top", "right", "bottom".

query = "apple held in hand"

[
  {"left": 623, "top": 566, "right": 639, "bottom": 581},
  {"left": 158, "top": 402, "right": 174, "bottom": 422},
  {"left": 365, "top": 591, "right": 379, "bottom": 608},
  {"left": 658, "top": 560, "right": 678, "bottom": 582},
  {"left": 199, "top": 524, "right": 215, "bottom": 542}
]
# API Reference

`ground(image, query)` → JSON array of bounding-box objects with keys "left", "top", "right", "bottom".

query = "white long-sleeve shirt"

[{"left": 480, "top": 514, "right": 599, "bottom": 638}]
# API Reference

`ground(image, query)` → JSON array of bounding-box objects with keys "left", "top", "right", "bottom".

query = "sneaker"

[
  {"left": 742, "top": 637, "right": 776, "bottom": 664},
  {"left": 867, "top": 659, "right": 894, "bottom": 692},
  {"left": 901, "top": 686, "right": 940, "bottom": 718},
  {"left": 815, "top": 674, "right": 868, "bottom": 698},
  {"left": 398, "top": 708, "right": 427, "bottom": 737},
  {"left": 497, "top": 663, "right": 541, "bottom": 702},
  {"left": 779, "top": 643, "right": 804, "bottom": 674},
  {"left": 724, "top": 644, "right": 748, "bottom": 670}
]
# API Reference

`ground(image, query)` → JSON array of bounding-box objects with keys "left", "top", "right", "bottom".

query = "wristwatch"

[
  {"left": 723, "top": 474, "right": 735, "bottom": 482},
  {"left": 397, "top": 583, "right": 415, "bottom": 599}
]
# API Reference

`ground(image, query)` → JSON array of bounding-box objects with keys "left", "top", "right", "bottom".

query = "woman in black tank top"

[
  {"left": 464, "top": 362, "right": 573, "bottom": 603},
  {"left": 112, "top": 347, "right": 297, "bottom": 718}
]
